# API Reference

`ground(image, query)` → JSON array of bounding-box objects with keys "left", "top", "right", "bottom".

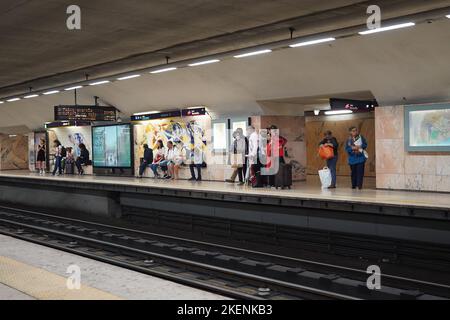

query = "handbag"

[
  {"left": 230, "top": 153, "right": 244, "bottom": 168},
  {"left": 318, "top": 145, "right": 334, "bottom": 160}
]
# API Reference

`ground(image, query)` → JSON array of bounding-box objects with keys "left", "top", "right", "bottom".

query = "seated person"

[
  {"left": 166, "top": 141, "right": 184, "bottom": 180},
  {"left": 150, "top": 140, "right": 167, "bottom": 178},
  {"left": 138, "top": 144, "right": 153, "bottom": 178},
  {"left": 75, "top": 143, "right": 90, "bottom": 175}
]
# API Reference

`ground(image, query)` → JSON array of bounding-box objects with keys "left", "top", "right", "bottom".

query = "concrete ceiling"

[
  {"left": 1, "top": 0, "right": 450, "bottom": 96},
  {"left": 1, "top": 17, "right": 449, "bottom": 132},
  {"left": 0, "top": 0, "right": 368, "bottom": 89},
  {"left": 0, "top": 1, "right": 450, "bottom": 133}
]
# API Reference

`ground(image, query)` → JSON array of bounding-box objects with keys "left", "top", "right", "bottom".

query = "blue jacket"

[{"left": 345, "top": 135, "right": 368, "bottom": 165}]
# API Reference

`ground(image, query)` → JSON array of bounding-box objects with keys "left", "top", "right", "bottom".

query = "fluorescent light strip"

[
  {"left": 325, "top": 110, "right": 353, "bottom": 115},
  {"left": 133, "top": 111, "right": 160, "bottom": 116},
  {"left": 234, "top": 49, "right": 272, "bottom": 58},
  {"left": 290, "top": 37, "right": 336, "bottom": 48},
  {"left": 7, "top": 98, "right": 21, "bottom": 102},
  {"left": 0, "top": 101, "right": 4, "bottom": 104},
  {"left": 43, "top": 90, "right": 60, "bottom": 95},
  {"left": 24, "top": 94, "right": 39, "bottom": 99},
  {"left": 188, "top": 59, "right": 220, "bottom": 67},
  {"left": 64, "top": 85, "right": 83, "bottom": 91},
  {"left": 446, "top": 15, "right": 450, "bottom": 19},
  {"left": 359, "top": 22, "right": 415, "bottom": 35},
  {"left": 117, "top": 74, "right": 141, "bottom": 81},
  {"left": 89, "top": 80, "right": 110, "bottom": 86},
  {"left": 150, "top": 67, "right": 177, "bottom": 74}
]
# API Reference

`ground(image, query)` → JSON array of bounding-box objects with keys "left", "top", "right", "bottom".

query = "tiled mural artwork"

[
  {"left": 133, "top": 115, "right": 215, "bottom": 179},
  {"left": 0, "top": 134, "right": 28, "bottom": 170},
  {"left": 375, "top": 105, "right": 450, "bottom": 192}
]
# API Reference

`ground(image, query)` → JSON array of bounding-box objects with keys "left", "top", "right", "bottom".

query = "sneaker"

[
  {"left": 328, "top": 185, "right": 336, "bottom": 189},
  {"left": 165, "top": 176, "right": 172, "bottom": 179},
  {"left": 188, "top": 177, "right": 196, "bottom": 181},
  {"left": 225, "top": 179, "right": 235, "bottom": 183},
  {"left": 196, "top": 178, "right": 202, "bottom": 182}
]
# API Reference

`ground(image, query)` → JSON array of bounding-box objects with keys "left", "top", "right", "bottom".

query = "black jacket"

[
  {"left": 79, "top": 149, "right": 90, "bottom": 164},
  {"left": 143, "top": 148, "right": 153, "bottom": 163}
]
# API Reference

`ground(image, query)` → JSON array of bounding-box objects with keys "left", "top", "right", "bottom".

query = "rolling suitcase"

[
  {"left": 274, "top": 163, "right": 292, "bottom": 189},
  {"left": 65, "top": 162, "right": 75, "bottom": 175}
]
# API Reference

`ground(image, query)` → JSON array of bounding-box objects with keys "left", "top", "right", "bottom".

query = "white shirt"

[{"left": 248, "top": 131, "right": 259, "bottom": 164}]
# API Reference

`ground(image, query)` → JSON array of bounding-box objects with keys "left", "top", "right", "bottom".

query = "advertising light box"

[{"left": 92, "top": 124, "right": 132, "bottom": 168}]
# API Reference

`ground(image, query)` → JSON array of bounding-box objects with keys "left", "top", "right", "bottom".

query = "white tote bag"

[{"left": 318, "top": 167, "right": 332, "bottom": 189}]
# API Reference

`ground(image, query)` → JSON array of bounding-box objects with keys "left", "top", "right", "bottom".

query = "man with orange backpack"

[{"left": 319, "top": 131, "right": 339, "bottom": 189}]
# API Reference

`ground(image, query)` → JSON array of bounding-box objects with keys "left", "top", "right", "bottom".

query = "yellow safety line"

[{"left": 0, "top": 256, "right": 123, "bottom": 300}]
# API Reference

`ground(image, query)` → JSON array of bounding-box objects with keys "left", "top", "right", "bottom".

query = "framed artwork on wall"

[{"left": 404, "top": 104, "right": 450, "bottom": 152}]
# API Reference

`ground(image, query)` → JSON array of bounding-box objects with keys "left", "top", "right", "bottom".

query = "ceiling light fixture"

[
  {"left": 7, "top": 98, "right": 21, "bottom": 102},
  {"left": 446, "top": 15, "right": 450, "bottom": 19},
  {"left": 234, "top": 49, "right": 272, "bottom": 58},
  {"left": 43, "top": 90, "right": 60, "bottom": 95},
  {"left": 314, "top": 110, "right": 321, "bottom": 116},
  {"left": 150, "top": 67, "right": 177, "bottom": 74},
  {"left": 325, "top": 110, "right": 353, "bottom": 115},
  {"left": 133, "top": 111, "right": 161, "bottom": 116},
  {"left": 24, "top": 94, "right": 39, "bottom": 99},
  {"left": 290, "top": 37, "right": 336, "bottom": 48},
  {"left": 188, "top": 59, "right": 220, "bottom": 67},
  {"left": 64, "top": 85, "right": 83, "bottom": 91},
  {"left": 0, "top": 101, "right": 4, "bottom": 104},
  {"left": 89, "top": 80, "right": 110, "bottom": 86},
  {"left": 117, "top": 74, "right": 141, "bottom": 81},
  {"left": 358, "top": 22, "right": 415, "bottom": 35}
]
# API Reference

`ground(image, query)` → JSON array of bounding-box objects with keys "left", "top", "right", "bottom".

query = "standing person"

[
  {"left": 75, "top": 143, "right": 90, "bottom": 175},
  {"left": 266, "top": 125, "right": 287, "bottom": 187},
  {"left": 138, "top": 144, "right": 153, "bottom": 178},
  {"left": 226, "top": 128, "right": 248, "bottom": 185},
  {"left": 319, "top": 131, "right": 339, "bottom": 189},
  {"left": 345, "top": 127, "right": 368, "bottom": 190},
  {"left": 247, "top": 126, "right": 263, "bottom": 187},
  {"left": 36, "top": 139, "right": 46, "bottom": 175},
  {"left": 188, "top": 151, "right": 203, "bottom": 181},
  {"left": 150, "top": 140, "right": 166, "bottom": 178},
  {"left": 51, "top": 140, "right": 63, "bottom": 176}
]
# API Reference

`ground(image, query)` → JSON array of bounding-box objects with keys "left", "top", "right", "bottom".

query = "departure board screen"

[{"left": 54, "top": 105, "right": 117, "bottom": 121}]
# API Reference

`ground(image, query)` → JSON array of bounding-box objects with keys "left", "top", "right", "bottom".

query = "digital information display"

[
  {"left": 54, "top": 105, "right": 117, "bottom": 121},
  {"left": 92, "top": 124, "right": 132, "bottom": 168}
]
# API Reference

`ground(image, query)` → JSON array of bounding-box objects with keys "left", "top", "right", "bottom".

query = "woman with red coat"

[{"left": 266, "top": 125, "right": 287, "bottom": 187}]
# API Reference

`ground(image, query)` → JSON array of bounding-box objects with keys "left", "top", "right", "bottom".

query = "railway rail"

[{"left": 0, "top": 205, "right": 448, "bottom": 300}]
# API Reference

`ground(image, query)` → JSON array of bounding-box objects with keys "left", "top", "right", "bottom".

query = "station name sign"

[
  {"left": 330, "top": 98, "right": 378, "bottom": 112},
  {"left": 45, "top": 120, "right": 91, "bottom": 129},
  {"left": 131, "top": 107, "right": 206, "bottom": 121},
  {"left": 54, "top": 105, "right": 117, "bottom": 121}
]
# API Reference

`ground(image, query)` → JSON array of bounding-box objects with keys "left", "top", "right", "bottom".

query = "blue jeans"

[
  {"left": 52, "top": 156, "right": 62, "bottom": 175},
  {"left": 326, "top": 156, "right": 337, "bottom": 187},
  {"left": 150, "top": 161, "right": 169, "bottom": 176}
]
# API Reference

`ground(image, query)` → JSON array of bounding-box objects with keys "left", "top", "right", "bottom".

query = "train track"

[{"left": 0, "top": 205, "right": 448, "bottom": 300}]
